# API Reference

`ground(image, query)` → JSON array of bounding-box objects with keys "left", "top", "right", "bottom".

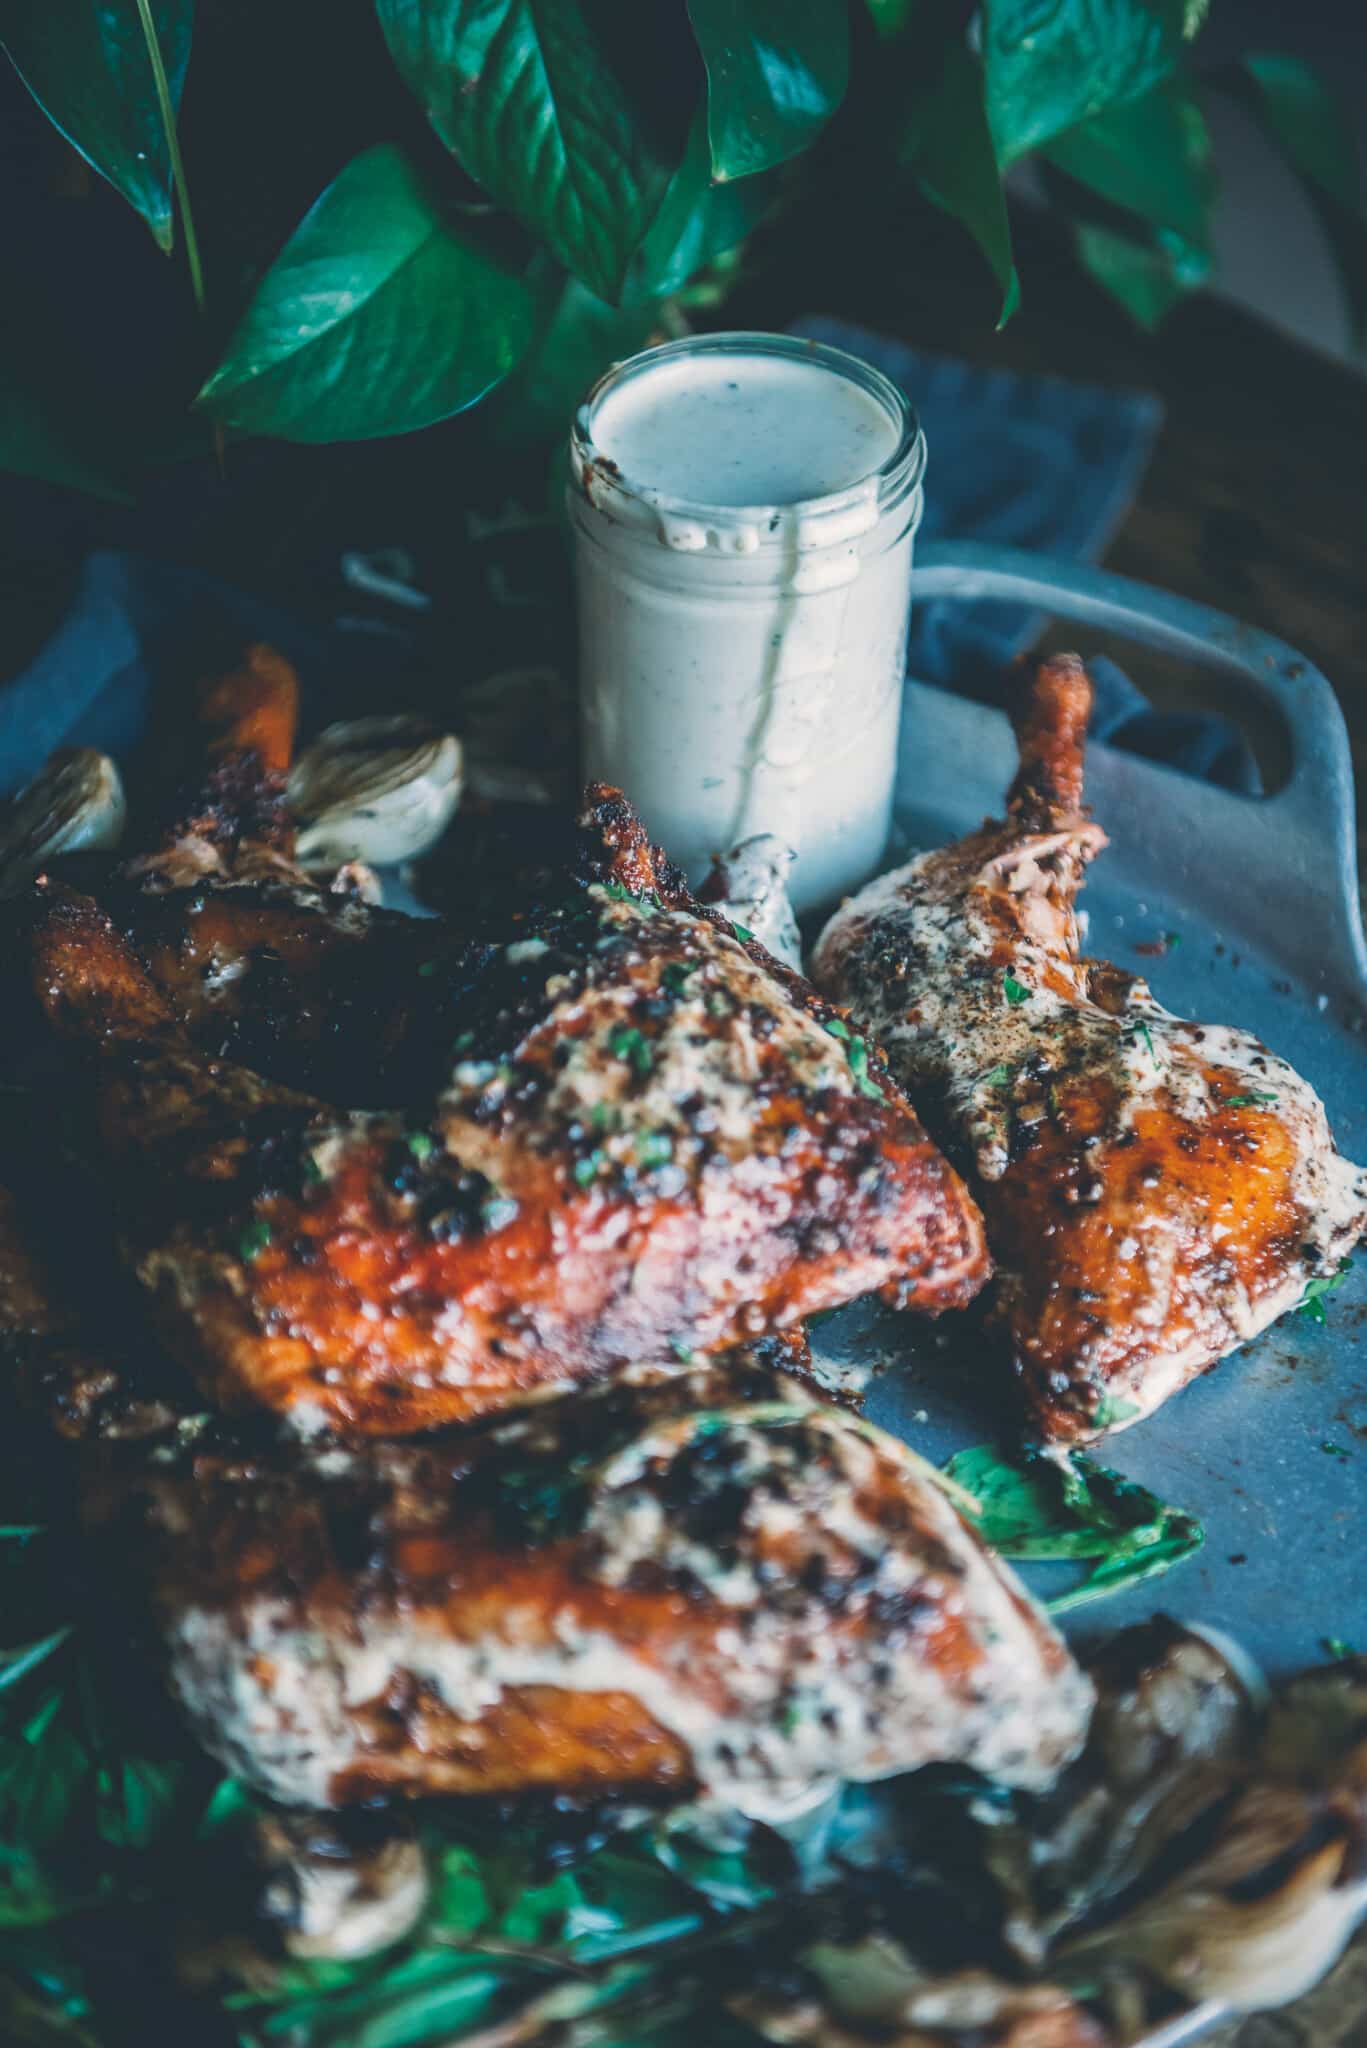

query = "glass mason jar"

[{"left": 568, "top": 331, "right": 925, "bottom": 913}]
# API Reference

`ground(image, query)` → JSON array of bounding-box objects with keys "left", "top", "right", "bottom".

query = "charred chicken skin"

[
  {"left": 26, "top": 764, "right": 987, "bottom": 1434},
  {"left": 812, "top": 655, "right": 1366, "bottom": 1441},
  {"left": 0, "top": 1179, "right": 1090, "bottom": 1817}
]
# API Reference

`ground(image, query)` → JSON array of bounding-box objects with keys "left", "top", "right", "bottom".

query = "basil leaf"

[
  {"left": 1044, "top": 81, "right": 1214, "bottom": 249},
  {"left": 687, "top": 0, "right": 849, "bottom": 182},
  {"left": 1, "top": 0, "right": 193, "bottom": 250},
  {"left": 1221, "top": 53, "right": 1367, "bottom": 344},
  {"left": 983, "top": 0, "right": 1189, "bottom": 167},
  {"left": 376, "top": 0, "right": 675, "bottom": 303},
  {"left": 898, "top": 43, "right": 1018, "bottom": 324},
  {"left": 943, "top": 1443, "right": 1203, "bottom": 1610},
  {"left": 197, "top": 144, "right": 534, "bottom": 442},
  {"left": 1073, "top": 221, "right": 1206, "bottom": 329}
]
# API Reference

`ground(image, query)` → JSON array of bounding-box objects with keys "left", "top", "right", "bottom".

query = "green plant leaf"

[
  {"left": 982, "top": 0, "right": 1189, "bottom": 167},
  {"left": 484, "top": 274, "right": 659, "bottom": 454},
  {"left": 197, "top": 143, "right": 535, "bottom": 443},
  {"left": 1073, "top": 220, "right": 1206, "bottom": 328},
  {"left": 628, "top": 106, "right": 775, "bottom": 304},
  {"left": 0, "top": 0, "right": 193, "bottom": 250},
  {"left": 1220, "top": 53, "right": 1367, "bottom": 345},
  {"left": 898, "top": 43, "right": 1018, "bottom": 323},
  {"left": 1044, "top": 80, "right": 1215, "bottom": 248},
  {"left": 943, "top": 1442, "right": 1203, "bottom": 1611},
  {"left": 376, "top": 0, "right": 675, "bottom": 303},
  {"left": 687, "top": 0, "right": 849, "bottom": 182}
]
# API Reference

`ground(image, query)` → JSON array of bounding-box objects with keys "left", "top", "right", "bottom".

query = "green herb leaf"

[
  {"left": 687, "top": 0, "right": 849, "bottom": 183},
  {"left": 198, "top": 144, "right": 534, "bottom": 441},
  {"left": 377, "top": 0, "right": 676, "bottom": 303},
  {"left": 823, "top": 1017, "right": 852, "bottom": 1040},
  {"left": 660, "top": 962, "right": 696, "bottom": 998},
  {"left": 1092, "top": 1393, "right": 1140, "bottom": 1428},
  {"left": 983, "top": 0, "right": 1190, "bottom": 168},
  {"left": 1002, "top": 974, "right": 1032, "bottom": 1006},
  {"left": 573, "top": 1153, "right": 604, "bottom": 1188},
  {"left": 608, "top": 1024, "right": 653, "bottom": 1075},
  {"left": 979, "top": 1064, "right": 1012, "bottom": 1088},
  {"left": 635, "top": 1131, "right": 674, "bottom": 1170},
  {"left": 1220, "top": 1092, "right": 1279, "bottom": 1109},
  {"left": 1322, "top": 1637, "right": 1358, "bottom": 1662},
  {"left": 1321, "top": 1440, "right": 1351, "bottom": 1459},
  {"left": 0, "top": 1, "right": 193, "bottom": 250},
  {"left": 406, "top": 1132, "right": 436, "bottom": 1162},
  {"left": 1299, "top": 1260, "right": 1352, "bottom": 1322},
  {"left": 729, "top": 920, "right": 755, "bottom": 945},
  {"left": 237, "top": 1218, "right": 272, "bottom": 1262},
  {"left": 943, "top": 1442, "right": 1203, "bottom": 1614}
]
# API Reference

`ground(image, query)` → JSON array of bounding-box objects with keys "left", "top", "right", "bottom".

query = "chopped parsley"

[
  {"left": 608, "top": 1024, "right": 653, "bottom": 1075},
  {"left": 822, "top": 1018, "right": 884, "bottom": 1100},
  {"left": 406, "top": 1132, "right": 436, "bottom": 1162},
  {"left": 1092, "top": 1394, "right": 1140, "bottom": 1428},
  {"left": 417, "top": 959, "right": 438, "bottom": 978},
  {"left": 979, "top": 1064, "right": 1011, "bottom": 1088},
  {"left": 1132, "top": 1020, "right": 1162, "bottom": 1067},
  {"left": 480, "top": 1195, "right": 519, "bottom": 1232},
  {"left": 572, "top": 1153, "right": 604, "bottom": 1188},
  {"left": 778, "top": 1700, "right": 802, "bottom": 1735},
  {"left": 1322, "top": 1637, "right": 1358, "bottom": 1661},
  {"left": 590, "top": 1102, "right": 620, "bottom": 1132},
  {"left": 1320, "top": 1440, "right": 1351, "bottom": 1459},
  {"left": 660, "top": 962, "right": 694, "bottom": 997},
  {"left": 669, "top": 1337, "right": 701, "bottom": 1363},
  {"left": 635, "top": 1130, "right": 674, "bottom": 1170},
  {"left": 238, "top": 1218, "right": 272, "bottom": 1262},
  {"left": 300, "top": 1152, "right": 325, "bottom": 1184},
  {"left": 729, "top": 921, "right": 755, "bottom": 944},
  {"left": 1002, "top": 974, "right": 1032, "bottom": 1006},
  {"left": 1299, "top": 1260, "right": 1352, "bottom": 1323},
  {"left": 1165, "top": 930, "right": 1181, "bottom": 948},
  {"left": 1221, "top": 1091, "right": 1279, "bottom": 1109}
]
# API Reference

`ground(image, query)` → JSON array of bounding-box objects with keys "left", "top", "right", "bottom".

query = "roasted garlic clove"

[
  {"left": 289, "top": 716, "right": 462, "bottom": 869},
  {"left": 0, "top": 748, "right": 126, "bottom": 895}
]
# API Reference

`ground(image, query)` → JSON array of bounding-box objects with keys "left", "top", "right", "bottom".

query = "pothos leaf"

[
  {"left": 943, "top": 1442, "right": 1203, "bottom": 1612},
  {"left": 898, "top": 42, "right": 1018, "bottom": 325},
  {"left": 1044, "top": 80, "right": 1215, "bottom": 249},
  {"left": 627, "top": 105, "right": 777, "bottom": 305},
  {"left": 1220, "top": 53, "right": 1367, "bottom": 345},
  {"left": 1073, "top": 220, "right": 1207, "bottom": 329},
  {"left": 982, "top": 0, "right": 1190, "bottom": 167},
  {"left": 376, "top": 0, "right": 677, "bottom": 303},
  {"left": 197, "top": 144, "right": 535, "bottom": 442},
  {"left": 0, "top": 0, "right": 194, "bottom": 249},
  {"left": 686, "top": 0, "right": 850, "bottom": 183}
]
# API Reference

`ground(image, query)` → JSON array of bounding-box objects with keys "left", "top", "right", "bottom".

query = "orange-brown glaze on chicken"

[
  {"left": 87, "top": 1364, "right": 1091, "bottom": 1811},
  {"left": 813, "top": 656, "right": 1366, "bottom": 1441},
  {"left": 26, "top": 786, "right": 987, "bottom": 1434}
]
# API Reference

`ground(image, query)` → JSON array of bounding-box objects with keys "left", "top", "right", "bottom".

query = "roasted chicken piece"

[
  {"left": 813, "top": 656, "right": 1367, "bottom": 1441},
  {"left": 25, "top": 787, "right": 987, "bottom": 1435},
  {"left": 84, "top": 1362, "right": 1092, "bottom": 1815}
]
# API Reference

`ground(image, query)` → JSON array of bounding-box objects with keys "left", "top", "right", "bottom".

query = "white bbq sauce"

[{"left": 572, "top": 343, "right": 922, "bottom": 913}]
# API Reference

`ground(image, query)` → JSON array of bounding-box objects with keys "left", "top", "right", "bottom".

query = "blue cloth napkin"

[
  {"left": 790, "top": 315, "right": 1259, "bottom": 793},
  {"left": 0, "top": 321, "right": 1259, "bottom": 799}
]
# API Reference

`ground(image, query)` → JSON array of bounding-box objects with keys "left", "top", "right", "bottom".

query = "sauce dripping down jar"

[{"left": 568, "top": 332, "right": 925, "bottom": 914}]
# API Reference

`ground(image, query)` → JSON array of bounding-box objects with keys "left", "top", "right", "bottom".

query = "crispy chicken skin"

[
  {"left": 86, "top": 1364, "right": 1092, "bottom": 1813},
  {"left": 813, "top": 656, "right": 1367, "bottom": 1441},
  {"left": 0, "top": 1188, "right": 1090, "bottom": 1816},
  {"left": 25, "top": 788, "right": 986, "bottom": 1435}
]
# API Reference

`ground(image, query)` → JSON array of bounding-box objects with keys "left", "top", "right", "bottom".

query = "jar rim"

[{"left": 571, "top": 330, "right": 925, "bottom": 531}]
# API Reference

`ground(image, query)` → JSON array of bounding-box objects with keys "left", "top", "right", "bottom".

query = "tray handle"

[{"left": 910, "top": 540, "right": 1367, "bottom": 1000}]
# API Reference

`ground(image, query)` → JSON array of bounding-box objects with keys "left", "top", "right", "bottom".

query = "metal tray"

[{"left": 823, "top": 540, "right": 1367, "bottom": 1680}]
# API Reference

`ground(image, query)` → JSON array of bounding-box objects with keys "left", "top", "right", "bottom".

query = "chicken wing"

[
  {"left": 812, "top": 655, "right": 1366, "bottom": 1440},
  {"left": 25, "top": 786, "right": 987, "bottom": 1434},
  {"left": 88, "top": 1363, "right": 1092, "bottom": 1815}
]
